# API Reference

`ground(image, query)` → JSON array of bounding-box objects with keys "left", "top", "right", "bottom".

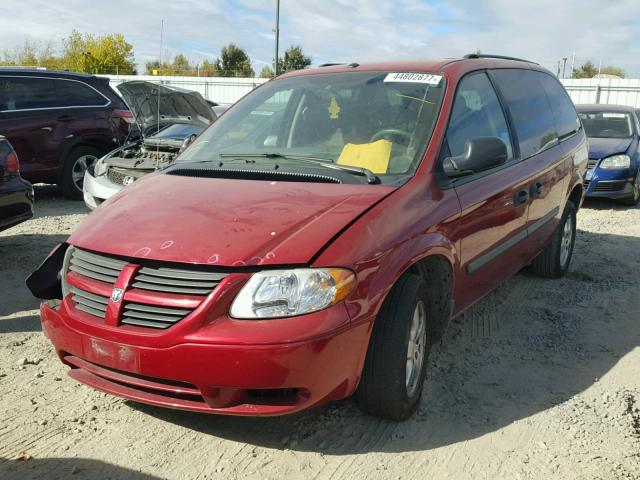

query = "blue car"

[{"left": 576, "top": 105, "right": 640, "bottom": 205}]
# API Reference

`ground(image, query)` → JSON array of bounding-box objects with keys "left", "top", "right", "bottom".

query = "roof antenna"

[{"left": 155, "top": 19, "right": 164, "bottom": 170}]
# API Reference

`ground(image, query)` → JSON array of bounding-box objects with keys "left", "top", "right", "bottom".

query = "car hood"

[
  {"left": 117, "top": 81, "right": 216, "bottom": 134},
  {"left": 588, "top": 137, "right": 633, "bottom": 159},
  {"left": 70, "top": 174, "right": 395, "bottom": 266}
]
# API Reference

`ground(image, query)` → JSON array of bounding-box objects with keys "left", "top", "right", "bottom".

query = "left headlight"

[
  {"left": 230, "top": 268, "right": 356, "bottom": 319},
  {"left": 600, "top": 154, "right": 630, "bottom": 169}
]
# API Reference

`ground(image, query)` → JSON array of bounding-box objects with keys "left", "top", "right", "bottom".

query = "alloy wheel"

[
  {"left": 406, "top": 300, "right": 427, "bottom": 397},
  {"left": 72, "top": 155, "right": 97, "bottom": 191},
  {"left": 560, "top": 214, "right": 574, "bottom": 268}
]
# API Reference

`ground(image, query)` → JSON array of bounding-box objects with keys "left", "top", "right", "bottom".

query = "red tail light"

[
  {"left": 115, "top": 110, "right": 136, "bottom": 124},
  {"left": 5, "top": 151, "right": 19, "bottom": 174}
]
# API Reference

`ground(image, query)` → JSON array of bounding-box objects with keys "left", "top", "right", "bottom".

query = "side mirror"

[{"left": 443, "top": 137, "right": 508, "bottom": 178}]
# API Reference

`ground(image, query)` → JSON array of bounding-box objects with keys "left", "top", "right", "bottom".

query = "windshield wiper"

[{"left": 218, "top": 152, "right": 381, "bottom": 184}]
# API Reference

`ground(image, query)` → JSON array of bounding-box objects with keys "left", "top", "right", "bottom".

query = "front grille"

[
  {"left": 132, "top": 267, "right": 227, "bottom": 295},
  {"left": 587, "top": 159, "right": 598, "bottom": 170},
  {"left": 70, "top": 287, "right": 109, "bottom": 319},
  {"left": 69, "top": 248, "right": 126, "bottom": 284},
  {"left": 107, "top": 168, "right": 128, "bottom": 186},
  {"left": 65, "top": 247, "right": 228, "bottom": 330},
  {"left": 594, "top": 180, "right": 626, "bottom": 192},
  {"left": 121, "top": 302, "right": 194, "bottom": 329}
]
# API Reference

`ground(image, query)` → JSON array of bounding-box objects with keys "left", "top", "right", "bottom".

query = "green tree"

[
  {"left": 215, "top": 43, "right": 254, "bottom": 77},
  {"left": 573, "top": 60, "right": 625, "bottom": 79},
  {"left": 62, "top": 30, "right": 135, "bottom": 74},
  {"left": 199, "top": 59, "right": 220, "bottom": 77},
  {"left": 279, "top": 45, "right": 311, "bottom": 73},
  {"left": 259, "top": 66, "right": 275, "bottom": 78},
  {"left": 1, "top": 39, "right": 61, "bottom": 69}
]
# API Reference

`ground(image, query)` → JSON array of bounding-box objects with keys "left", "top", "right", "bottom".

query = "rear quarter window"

[
  {"left": 490, "top": 69, "right": 559, "bottom": 159},
  {"left": 537, "top": 72, "right": 581, "bottom": 139},
  {"left": 54, "top": 79, "right": 109, "bottom": 107}
]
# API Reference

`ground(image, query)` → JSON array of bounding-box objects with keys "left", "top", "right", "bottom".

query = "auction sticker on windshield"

[{"left": 384, "top": 73, "right": 442, "bottom": 85}]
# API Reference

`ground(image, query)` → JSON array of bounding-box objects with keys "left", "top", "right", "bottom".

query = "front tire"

[
  {"left": 621, "top": 176, "right": 640, "bottom": 206},
  {"left": 61, "top": 146, "right": 100, "bottom": 200},
  {"left": 356, "top": 274, "right": 431, "bottom": 420},
  {"left": 531, "top": 201, "right": 577, "bottom": 278}
]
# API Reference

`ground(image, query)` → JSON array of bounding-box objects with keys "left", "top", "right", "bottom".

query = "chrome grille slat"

[
  {"left": 69, "top": 264, "right": 119, "bottom": 284},
  {"left": 123, "top": 310, "right": 183, "bottom": 322},
  {"left": 72, "top": 295, "right": 108, "bottom": 312},
  {"left": 69, "top": 287, "right": 109, "bottom": 305},
  {"left": 131, "top": 282, "right": 212, "bottom": 295},
  {"left": 126, "top": 303, "right": 191, "bottom": 316},
  {"left": 70, "top": 257, "right": 122, "bottom": 278},
  {"left": 137, "top": 267, "right": 227, "bottom": 281},
  {"left": 134, "top": 274, "right": 219, "bottom": 289},
  {"left": 76, "top": 303, "right": 107, "bottom": 318},
  {"left": 72, "top": 249, "right": 127, "bottom": 270},
  {"left": 120, "top": 318, "right": 173, "bottom": 329}
]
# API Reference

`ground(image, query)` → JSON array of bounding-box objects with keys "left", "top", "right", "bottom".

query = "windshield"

[
  {"left": 149, "top": 123, "right": 203, "bottom": 140},
  {"left": 176, "top": 71, "right": 446, "bottom": 183},
  {"left": 578, "top": 111, "right": 634, "bottom": 138}
]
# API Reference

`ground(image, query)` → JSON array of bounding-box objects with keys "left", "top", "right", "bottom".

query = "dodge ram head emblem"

[
  {"left": 111, "top": 288, "right": 124, "bottom": 303},
  {"left": 122, "top": 176, "right": 135, "bottom": 186}
]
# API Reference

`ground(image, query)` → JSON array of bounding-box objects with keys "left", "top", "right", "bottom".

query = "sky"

[{"left": 1, "top": 0, "right": 639, "bottom": 77}]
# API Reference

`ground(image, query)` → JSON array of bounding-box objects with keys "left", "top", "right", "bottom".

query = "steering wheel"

[{"left": 369, "top": 128, "right": 412, "bottom": 144}]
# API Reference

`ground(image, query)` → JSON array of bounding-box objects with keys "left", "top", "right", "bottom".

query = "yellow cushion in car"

[{"left": 337, "top": 139, "right": 392, "bottom": 174}]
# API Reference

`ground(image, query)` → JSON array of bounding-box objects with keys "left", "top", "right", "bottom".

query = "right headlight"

[
  {"left": 599, "top": 154, "right": 630, "bottom": 169},
  {"left": 230, "top": 268, "right": 356, "bottom": 319},
  {"left": 93, "top": 157, "right": 108, "bottom": 176}
]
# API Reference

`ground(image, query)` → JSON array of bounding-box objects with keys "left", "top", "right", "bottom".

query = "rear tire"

[
  {"left": 531, "top": 201, "right": 576, "bottom": 278},
  {"left": 61, "top": 146, "right": 101, "bottom": 200},
  {"left": 356, "top": 274, "right": 431, "bottom": 420}
]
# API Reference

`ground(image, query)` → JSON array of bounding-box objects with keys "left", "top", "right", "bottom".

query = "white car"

[{"left": 83, "top": 81, "right": 217, "bottom": 210}]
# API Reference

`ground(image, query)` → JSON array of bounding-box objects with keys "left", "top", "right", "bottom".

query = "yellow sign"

[
  {"left": 328, "top": 96, "right": 341, "bottom": 120},
  {"left": 337, "top": 140, "right": 392, "bottom": 174},
  {"left": 152, "top": 69, "right": 159, "bottom": 76}
]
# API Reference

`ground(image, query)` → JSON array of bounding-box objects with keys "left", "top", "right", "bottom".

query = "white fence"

[
  {"left": 101, "top": 75, "right": 269, "bottom": 105},
  {"left": 101, "top": 74, "right": 640, "bottom": 108}
]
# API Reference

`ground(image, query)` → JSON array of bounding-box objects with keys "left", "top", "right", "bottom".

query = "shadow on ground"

[
  {"left": 0, "top": 457, "right": 161, "bottom": 480},
  {"left": 129, "top": 229, "right": 640, "bottom": 454}
]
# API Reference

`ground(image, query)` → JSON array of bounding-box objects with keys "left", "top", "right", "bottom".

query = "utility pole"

[
  {"left": 274, "top": 0, "right": 280, "bottom": 75},
  {"left": 562, "top": 57, "right": 568, "bottom": 79},
  {"left": 569, "top": 52, "right": 576, "bottom": 79}
]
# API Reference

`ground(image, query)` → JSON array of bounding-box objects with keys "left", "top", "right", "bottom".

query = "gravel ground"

[{"left": 1, "top": 186, "right": 639, "bottom": 480}]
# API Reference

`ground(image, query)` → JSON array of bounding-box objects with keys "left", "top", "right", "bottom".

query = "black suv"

[{"left": 0, "top": 69, "right": 134, "bottom": 198}]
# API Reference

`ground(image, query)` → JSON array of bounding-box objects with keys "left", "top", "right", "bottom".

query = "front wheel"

[
  {"left": 531, "top": 201, "right": 577, "bottom": 278},
  {"left": 621, "top": 176, "right": 640, "bottom": 206},
  {"left": 356, "top": 274, "right": 431, "bottom": 420},
  {"left": 61, "top": 146, "right": 100, "bottom": 200}
]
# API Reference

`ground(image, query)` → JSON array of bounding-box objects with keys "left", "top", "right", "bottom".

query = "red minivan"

[{"left": 28, "top": 55, "right": 587, "bottom": 420}]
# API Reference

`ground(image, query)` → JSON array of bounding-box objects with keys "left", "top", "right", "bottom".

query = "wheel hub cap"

[
  {"left": 560, "top": 215, "right": 573, "bottom": 267},
  {"left": 406, "top": 300, "right": 427, "bottom": 397}
]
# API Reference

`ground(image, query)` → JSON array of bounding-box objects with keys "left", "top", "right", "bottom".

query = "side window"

[
  {"left": 446, "top": 72, "right": 514, "bottom": 160},
  {"left": 490, "top": 69, "right": 558, "bottom": 158},
  {"left": 0, "top": 77, "right": 57, "bottom": 111},
  {"left": 537, "top": 72, "right": 581, "bottom": 139},
  {"left": 54, "top": 79, "right": 108, "bottom": 107}
]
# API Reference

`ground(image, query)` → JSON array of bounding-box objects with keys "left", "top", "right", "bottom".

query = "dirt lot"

[{"left": 1, "top": 186, "right": 639, "bottom": 480}]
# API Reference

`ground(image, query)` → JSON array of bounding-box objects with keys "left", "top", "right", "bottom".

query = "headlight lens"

[
  {"left": 93, "top": 157, "right": 108, "bottom": 176},
  {"left": 230, "top": 268, "right": 356, "bottom": 319},
  {"left": 599, "top": 154, "right": 630, "bottom": 169}
]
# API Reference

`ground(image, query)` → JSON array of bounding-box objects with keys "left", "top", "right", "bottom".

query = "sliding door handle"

[{"left": 514, "top": 189, "right": 529, "bottom": 206}]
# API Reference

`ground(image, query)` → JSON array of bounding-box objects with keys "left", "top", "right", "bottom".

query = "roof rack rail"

[
  {"left": 319, "top": 62, "right": 360, "bottom": 68},
  {"left": 463, "top": 53, "right": 538, "bottom": 65}
]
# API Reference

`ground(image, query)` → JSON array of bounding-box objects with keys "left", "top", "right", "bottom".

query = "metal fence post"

[{"left": 595, "top": 84, "right": 601, "bottom": 104}]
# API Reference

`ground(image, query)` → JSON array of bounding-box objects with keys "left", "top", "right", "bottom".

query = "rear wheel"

[
  {"left": 61, "top": 146, "right": 100, "bottom": 200},
  {"left": 531, "top": 201, "right": 576, "bottom": 278},
  {"left": 356, "top": 274, "right": 431, "bottom": 420}
]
